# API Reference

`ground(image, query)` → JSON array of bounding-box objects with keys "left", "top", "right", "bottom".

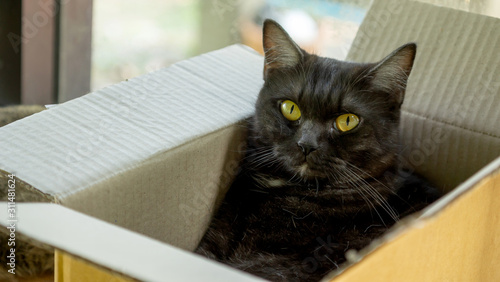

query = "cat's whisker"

[
  {"left": 326, "top": 169, "right": 341, "bottom": 186},
  {"left": 250, "top": 156, "right": 276, "bottom": 169},
  {"left": 288, "top": 171, "right": 300, "bottom": 184},
  {"left": 246, "top": 151, "right": 272, "bottom": 164},
  {"left": 253, "top": 155, "right": 285, "bottom": 170},
  {"left": 345, "top": 179, "right": 388, "bottom": 225},
  {"left": 258, "top": 159, "right": 281, "bottom": 169},
  {"left": 245, "top": 145, "right": 274, "bottom": 152},
  {"left": 343, "top": 167, "right": 399, "bottom": 222},
  {"left": 315, "top": 177, "right": 319, "bottom": 196},
  {"left": 241, "top": 147, "right": 273, "bottom": 159},
  {"left": 344, "top": 161, "right": 398, "bottom": 196},
  {"left": 348, "top": 175, "right": 398, "bottom": 222},
  {"left": 357, "top": 190, "right": 386, "bottom": 225},
  {"left": 243, "top": 147, "right": 274, "bottom": 163},
  {"left": 341, "top": 168, "right": 388, "bottom": 216},
  {"left": 336, "top": 169, "right": 384, "bottom": 224},
  {"left": 250, "top": 149, "right": 274, "bottom": 159}
]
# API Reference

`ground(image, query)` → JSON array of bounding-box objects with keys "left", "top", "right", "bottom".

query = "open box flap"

[
  {"left": 347, "top": 0, "right": 500, "bottom": 191},
  {"left": 0, "top": 44, "right": 263, "bottom": 199},
  {"left": 0, "top": 45, "right": 263, "bottom": 249}
]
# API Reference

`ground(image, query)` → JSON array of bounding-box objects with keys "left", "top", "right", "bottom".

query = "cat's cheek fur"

[{"left": 330, "top": 124, "right": 393, "bottom": 174}]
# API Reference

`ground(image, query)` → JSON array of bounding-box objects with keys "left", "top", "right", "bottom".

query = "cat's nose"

[{"left": 297, "top": 142, "right": 318, "bottom": 156}]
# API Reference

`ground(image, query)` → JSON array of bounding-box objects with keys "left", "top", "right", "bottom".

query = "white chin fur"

[{"left": 298, "top": 163, "right": 309, "bottom": 177}]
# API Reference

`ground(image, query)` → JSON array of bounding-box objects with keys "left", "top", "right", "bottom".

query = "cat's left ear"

[
  {"left": 369, "top": 43, "right": 417, "bottom": 105},
  {"left": 262, "top": 19, "right": 304, "bottom": 80}
]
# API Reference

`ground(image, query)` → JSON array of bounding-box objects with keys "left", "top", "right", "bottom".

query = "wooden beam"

[
  {"left": 0, "top": 1, "right": 22, "bottom": 105},
  {"left": 21, "top": 0, "right": 57, "bottom": 105},
  {"left": 55, "top": 0, "right": 93, "bottom": 103}
]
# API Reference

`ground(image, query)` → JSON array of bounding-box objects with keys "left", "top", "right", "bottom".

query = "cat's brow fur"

[{"left": 195, "top": 19, "right": 440, "bottom": 281}]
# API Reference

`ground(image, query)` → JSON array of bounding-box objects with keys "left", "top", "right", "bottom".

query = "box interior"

[{"left": 0, "top": 0, "right": 499, "bottom": 280}]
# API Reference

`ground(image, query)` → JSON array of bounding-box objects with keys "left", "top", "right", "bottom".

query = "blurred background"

[
  {"left": 1, "top": 0, "right": 499, "bottom": 106},
  {"left": 91, "top": 0, "right": 367, "bottom": 91}
]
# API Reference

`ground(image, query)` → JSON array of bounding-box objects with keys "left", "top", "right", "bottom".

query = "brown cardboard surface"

[
  {"left": 328, "top": 159, "right": 500, "bottom": 282},
  {"left": 347, "top": 0, "right": 500, "bottom": 191}
]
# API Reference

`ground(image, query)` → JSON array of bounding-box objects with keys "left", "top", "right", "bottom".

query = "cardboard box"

[
  {"left": 0, "top": 0, "right": 499, "bottom": 281},
  {"left": 0, "top": 43, "right": 263, "bottom": 252}
]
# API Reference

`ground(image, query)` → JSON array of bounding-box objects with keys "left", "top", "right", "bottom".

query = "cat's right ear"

[
  {"left": 368, "top": 43, "right": 417, "bottom": 105},
  {"left": 262, "top": 19, "right": 303, "bottom": 80}
]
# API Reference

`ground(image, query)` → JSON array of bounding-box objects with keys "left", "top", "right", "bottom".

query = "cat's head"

[{"left": 251, "top": 19, "right": 416, "bottom": 185}]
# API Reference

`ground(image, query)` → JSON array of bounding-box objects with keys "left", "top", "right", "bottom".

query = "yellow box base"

[{"left": 55, "top": 250, "right": 134, "bottom": 282}]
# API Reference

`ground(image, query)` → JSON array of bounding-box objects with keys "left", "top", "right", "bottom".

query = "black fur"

[{"left": 195, "top": 20, "right": 440, "bottom": 281}]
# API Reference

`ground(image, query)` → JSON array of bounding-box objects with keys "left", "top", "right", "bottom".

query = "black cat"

[{"left": 196, "top": 19, "right": 440, "bottom": 282}]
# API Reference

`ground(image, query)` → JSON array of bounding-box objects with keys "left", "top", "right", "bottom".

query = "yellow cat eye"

[
  {"left": 280, "top": 100, "right": 301, "bottom": 121},
  {"left": 336, "top": 113, "right": 360, "bottom": 132}
]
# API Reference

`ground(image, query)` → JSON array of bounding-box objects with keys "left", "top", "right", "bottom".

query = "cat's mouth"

[{"left": 293, "top": 156, "right": 346, "bottom": 180}]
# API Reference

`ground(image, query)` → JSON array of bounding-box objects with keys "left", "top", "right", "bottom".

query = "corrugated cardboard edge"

[
  {"left": 0, "top": 44, "right": 262, "bottom": 200},
  {"left": 323, "top": 155, "right": 500, "bottom": 281},
  {"left": 0, "top": 119, "right": 248, "bottom": 207},
  {"left": 0, "top": 202, "right": 264, "bottom": 282},
  {"left": 0, "top": 169, "right": 55, "bottom": 203}
]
